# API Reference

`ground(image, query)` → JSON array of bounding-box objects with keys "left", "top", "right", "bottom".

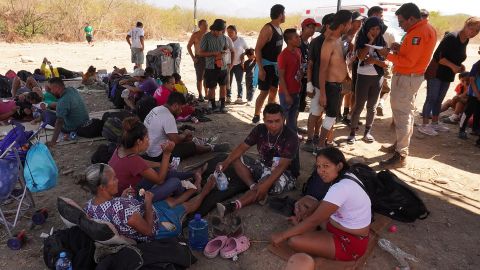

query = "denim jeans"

[
  {"left": 227, "top": 64, "right": 244, "bottom": 98},
  {"left": 279, "top": 93, "right": 300, "bottom": 131},
  {"left": 136, "top": 170, "right": 194, "bottom": 202},
  {"left": 422, "top": 78, "right": 450, "bottom": 118}
]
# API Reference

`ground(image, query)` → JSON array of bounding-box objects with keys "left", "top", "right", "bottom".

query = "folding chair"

[{"left": 0, "top": 123, "right": 42, "bottom": 237}]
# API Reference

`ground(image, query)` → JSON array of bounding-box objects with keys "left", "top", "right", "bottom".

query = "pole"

[
  {"left": 337, "top": 0, "right": 341, "bottom": 11},
  {"left": 193, "top": 0, "right": 198, "bottom": 32}
]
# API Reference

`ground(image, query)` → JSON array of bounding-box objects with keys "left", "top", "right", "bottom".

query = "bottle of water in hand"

[{"left": 56, "top": 252, "right": 72, "bottom": 270}]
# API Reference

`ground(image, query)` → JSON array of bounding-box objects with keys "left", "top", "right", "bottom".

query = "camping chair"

[{"left": 0, "top": 122, "right": 44, "bottom": 237}]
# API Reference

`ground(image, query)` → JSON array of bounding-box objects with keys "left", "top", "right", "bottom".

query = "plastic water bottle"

[
  {"left": 69, "top": 131, "right": 77, "bottom": 140},
  {"left": 55, "top": 252, "right": 72, "bottom": 270},
  {"left": 214, "top": 171, "right": 229, "bottom": 191},
  {"left": 188, "top": 213, "right": 209, "bottom": 251}
]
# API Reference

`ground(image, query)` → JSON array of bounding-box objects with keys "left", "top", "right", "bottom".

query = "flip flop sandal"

[
  {"left": 211, "top": 216, "right": 228, "bottom": 237},
  {"left": 203, "top": 236, "right": 228, "bottom": 259},
  {"left": 220, "top": 236, "right": 250, "bottom": 259}
]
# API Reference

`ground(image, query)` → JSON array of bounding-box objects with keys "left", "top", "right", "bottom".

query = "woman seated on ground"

[
  {"left": 82, "top": 65, "right": 107, "bottom": 89},
  {"left": 108, "top": 117, "right": 206, "bottom": 202},
  {"left": 271, "top": 147, "right": 371, "bottom": 262},
  {"left": 79, "top": 163, "right": 216, "bottom": 242}
]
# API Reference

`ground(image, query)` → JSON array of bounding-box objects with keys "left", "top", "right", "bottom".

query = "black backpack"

[
  {"left": 346, "top": 164, "right": 430, "bottom": 223},
  {"left": 91, "top": 142, "right": 117, "bottom": 164},
  {"left": 134, "top": 95, "right": 157, "bottom": 122},
  {"left": 374, "top": 170, "right": 430, "bottom": 222}
]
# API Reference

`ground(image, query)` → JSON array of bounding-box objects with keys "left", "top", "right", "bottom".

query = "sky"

[{"left": 150, "top": 0, "right": 480, "bottom": 17}]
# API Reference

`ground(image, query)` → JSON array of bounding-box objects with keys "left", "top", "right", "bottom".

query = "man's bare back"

[{"left": 324, "top": 37, "right": 347, "bottom": 83}]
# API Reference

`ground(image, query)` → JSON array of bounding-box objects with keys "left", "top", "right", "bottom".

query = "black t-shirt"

[
  {"left": 308, "top": 34, "right": 326, "bottom": 88},
  {"left": 300, "top": 39, "right": 309, "bottom": 79},
  {"left": 433, "top": 32, "right": 468, "bottom": 82},
  {"left": 244, "top": 124, "right": 299, "bottom": 168}
]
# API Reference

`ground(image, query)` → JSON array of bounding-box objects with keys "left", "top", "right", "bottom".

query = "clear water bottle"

[
  {"left": 188, "top": 213, "right": 209, "bottom": 251},
  {"left": 56, "top": 252, "right": 72, "bottom": 270},
  {"left": 69, "top": 131, "right": 77, "bottom": 140},
  {"left": 214, "top": 171, "right": 229, "bottom": 191}
]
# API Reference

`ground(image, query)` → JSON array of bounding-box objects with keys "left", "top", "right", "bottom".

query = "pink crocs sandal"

[
  {"left": 203, "top": 236, "right": 228, "bottom": 258},
  {"left": 219, "top": 236, "right": 250, "bottom": 259}
]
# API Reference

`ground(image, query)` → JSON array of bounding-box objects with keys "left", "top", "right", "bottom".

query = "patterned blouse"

[{"left": 84, "top": 197, "right": 161, "bottom": 242}]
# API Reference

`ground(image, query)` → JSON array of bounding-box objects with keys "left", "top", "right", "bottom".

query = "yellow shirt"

[
  {"left": 41, "top": 63, "right": 60, "bottom": 79},
  {"left": 174, "top": 83, "right": 188, "bottom": 95}
]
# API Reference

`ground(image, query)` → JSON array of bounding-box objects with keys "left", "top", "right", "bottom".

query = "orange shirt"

[{"left": 387, "top": 19, "right": 437, "bottom": 75}]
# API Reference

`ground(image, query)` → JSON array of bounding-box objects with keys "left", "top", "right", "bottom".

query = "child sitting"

[
  {"left": 82, "top": 65, "right": 107, "bottom": 89},
  {"left": 153, "top": 76, "right": 176, "bottom": 106},
  {"left": 243, "top": 48, "right": 256, "bottom": 104},
  {"left": 459, "top": 55, "right": 480, "bottom": 139},
  {"left": 172, "top": 73, "right": 188, "bottom": 95},
  {"left": 442, "top": 72, "right": 470, "bottom": 124}
]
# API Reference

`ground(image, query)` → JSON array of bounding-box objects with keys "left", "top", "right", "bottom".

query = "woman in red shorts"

[{"left": 271, "top": 147, "right": 371, "bottom": 261}]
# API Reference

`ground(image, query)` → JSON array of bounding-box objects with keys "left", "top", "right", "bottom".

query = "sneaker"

[
  {"left": 418, "top": 125, "right": 439, "bottom": 136},
  {"left": 376, "top": 106, "right": 384, "bottom": 116},
  {"left": 431, "top": 123, "right": 449, "bottom": 132},
  {"left": 220, "top": 106, "right": 228, "bottom": 113},
  {"left": 226, "top": 97, "right": 232, "bottom": 104},
  {"left": 301, "top": 139, "right": 315, "bottom": 152},
  {"left": 442, "top": 117, "right": 459, "bottom": 125},
  {"left": 341, "top": 116, "right": 351, "bottom": 125},
  {"left": 246, "top": 101, "right": 252, "bottom": 106},
  {"left": 458, "top": 131, "right": 468, "bottom": 139},
  {"left": 234, "top": 98, "right": 245, "bottom": 104},
  {"left": 347, "top": 135, "right": 356, "bottom": 144},
  {"left": 380, "top": 152, "right": 407, "bottom": 168},
  {"left": 362, "top": 133, "right": 375, "bottom": 143},
  {"left": 198, "top": 95, "right": 205, "bottom": 102},
  {"left": 213, "top": 143, "right": 231, "bottom": 152},
  {"left": 313, "top": 135, "right": 320, "bottom": 145},
  {"left": 380, "top": 144, "right": 396, "bottom": 153},
  {"left": 312, "top": 146, "right": 326, "bottom": 156},
  {"left": 252, "top": 115, "right": 260, "bottom": 124}
]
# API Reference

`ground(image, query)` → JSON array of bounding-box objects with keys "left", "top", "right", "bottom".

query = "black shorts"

[
  {"left": 194, "top": 57, "right": 206, "bottom": 81},
  {"left": 258, "top": 65, "right": 279, "bottom": 91},
  {"left": 86, "top": 36, "right": 92, "bottom": 42},
  {"left": 325, "top": 82, "right": 342, "bottom": 118},
  {"left": 143, "top": 141, "right": 196, "bottom": 162},
  {"left": 204, "top": 69, "right": 228, "bottom": 89}
]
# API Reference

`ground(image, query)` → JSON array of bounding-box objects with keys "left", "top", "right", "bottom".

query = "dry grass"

[{"left": 0, "top": 0, "right": 478, "bottom": 43}]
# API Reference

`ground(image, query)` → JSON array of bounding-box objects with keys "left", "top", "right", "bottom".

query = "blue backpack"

[{"left": 24, "top": 143, "right": 58, "bottom": 192}]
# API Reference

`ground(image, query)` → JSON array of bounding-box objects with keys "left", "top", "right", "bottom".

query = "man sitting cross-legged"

[{"left": 216, "top": 103, "right": 299, "bottom": 217}]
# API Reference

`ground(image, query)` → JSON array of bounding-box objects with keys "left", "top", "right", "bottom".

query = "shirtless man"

[
  {"left": 252, "top": 4, "right": 286, "bottom": 124},
  {"left": 314, "top": 10, "right": 352, "bottom": 153},
  {"left": 187, "top": 19, "right": 208, "bottom": 102}
]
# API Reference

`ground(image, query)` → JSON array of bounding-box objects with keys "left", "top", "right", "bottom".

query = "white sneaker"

[
  {"left": 418, "top": 125, "right": 438, "bottom": 136},
  {"left": 234, "top": 98, "right": 245, "bottom": 104},
  {"left": 431, "top": 123, "right": 449, "bottom": 132},
  {"left": 226, "top": 97, "right": 232, "bottom": 104}
]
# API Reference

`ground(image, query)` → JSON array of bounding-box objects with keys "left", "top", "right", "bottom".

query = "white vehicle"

[{"left": 302, "top": 1, "right": 406, "bottom": 43}]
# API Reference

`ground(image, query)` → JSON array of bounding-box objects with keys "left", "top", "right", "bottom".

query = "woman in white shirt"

[
  {"left": 271, "top": 147, "right": 371, "bottom": 261},
  {"left": 348, "top": 17, "right": 388, "bottom": 144}
]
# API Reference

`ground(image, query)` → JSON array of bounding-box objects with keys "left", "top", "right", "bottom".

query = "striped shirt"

[{"left": 200, "top": 32, "right": 228, "bottom": 70}]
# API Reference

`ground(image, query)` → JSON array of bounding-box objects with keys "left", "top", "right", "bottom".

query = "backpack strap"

[{"left": 343, "top": 174, "right": 368, "bottom": 194}]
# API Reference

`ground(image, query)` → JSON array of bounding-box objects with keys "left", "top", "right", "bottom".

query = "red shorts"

[{"left": 327, "top": 221, "right": 369, "bottom": 261}]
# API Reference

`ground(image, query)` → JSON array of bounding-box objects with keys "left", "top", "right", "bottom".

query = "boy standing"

[
  {"left": 84, "top": 23, "right": 94, "bottom": 46},
  {"left": 278, "top": 29, "right": 302, "bottom": 131},
  {"left": 244, "top": 48, "right": 256, "bottom": 105}
]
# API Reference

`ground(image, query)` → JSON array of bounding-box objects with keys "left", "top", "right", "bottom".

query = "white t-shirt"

[
  {"left": 357, "top": 47, "right": 379, "bottom": 76},
  {"left": 128, "top": 27, "right": 145, "bottom": 48},
  {"left": 231, "top": 37, "right": 249, "bottom": 66},
  {"left": 223, "top": 35, "right": 234, "bottom": 65},
  {"left": 144, "top": 106, "right": 177, "bottom": 157},
  {"left": 323, "top": 173, "right": 371, "bottom": 229}
]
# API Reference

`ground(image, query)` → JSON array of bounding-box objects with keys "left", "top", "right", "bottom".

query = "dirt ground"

[{"left": 0, "top": 39, "right": 479, "bottom": 270}]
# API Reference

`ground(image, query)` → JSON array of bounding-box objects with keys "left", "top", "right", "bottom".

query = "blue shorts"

[{"left": 153, "top": 200, "right": 186, "bottom": 239}]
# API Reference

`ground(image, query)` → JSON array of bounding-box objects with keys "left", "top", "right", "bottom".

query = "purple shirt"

[
  {"left": 244, "top": 124, "right": 299, "bottom": 167},
  {"left": 139, "top": 77, "right": 159, "bottom": 96},
  {"left": 84, "top": 197, "right": 161, "bottom": 242}
]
